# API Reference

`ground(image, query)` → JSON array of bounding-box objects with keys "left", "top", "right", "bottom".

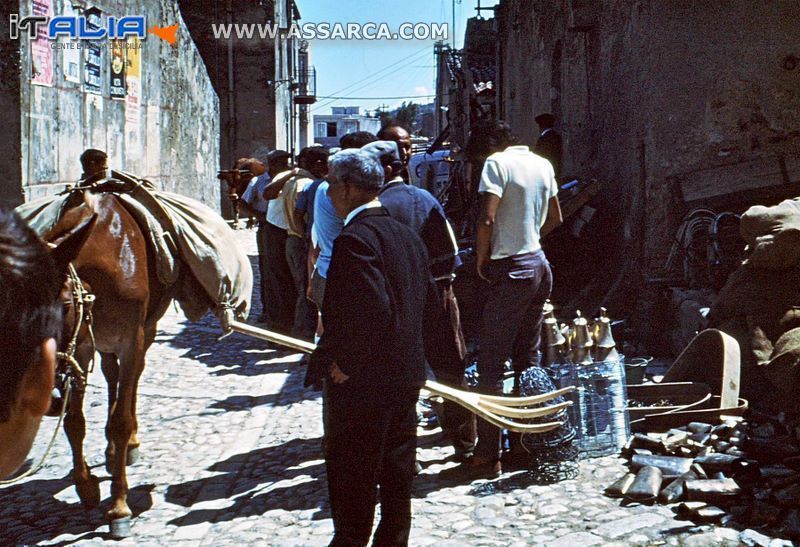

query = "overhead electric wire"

[
  {"left": 311, "top": 46, "right": 433, "bottom": 113},
  {"left": 316, "top": 94, "right": 435, "bottom": 100},
  {"left": 311, "top": 48, "right": 431, "bottom": 112},
  {"left": 321, "top": 45, "right": 430, "bottom": 98},
  {"left": 313, "top": 47, "right": 429, "bottom": 99}
]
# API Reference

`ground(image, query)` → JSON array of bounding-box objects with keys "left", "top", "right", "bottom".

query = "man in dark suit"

[
  {"left": 306, "top": 148, "right": 433, "bottom": 546},
  {"left": 534, "top": 113, "right": 563, "bottom": 179}
]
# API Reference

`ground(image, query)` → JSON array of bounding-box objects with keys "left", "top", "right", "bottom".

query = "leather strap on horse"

[
  {"left": 58, "top": 263, "right": 96, "bottom": 389},
  {"left": 0, "top": 264, "right": 95, "bottom": 485}
]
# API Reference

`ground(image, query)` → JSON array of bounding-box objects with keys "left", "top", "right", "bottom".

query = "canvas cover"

[
  {"left": 16, "top": 172, "right": 251, "bottom": 323},
  {"left": 707, "top": 197, "right": 800, "bottom": 415},
  {"left": 740, "top": 197, "right": 800, "bottom": 269}
]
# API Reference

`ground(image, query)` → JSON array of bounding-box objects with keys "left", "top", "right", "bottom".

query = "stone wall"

[
  {"left": 0, "top": 4, "right": 23, "bottom": 205},
  {"left": 181, "top": 0, "right": 277, "bottom": 170},
  {"left": 495, "top": 0, "right": 800, "bottom": 274},
  {"left": 0, "top": 0, "right": 220, "bottom": 208},
  {"left": 180, "top": 0, "right": 301, "bottom": 215}
]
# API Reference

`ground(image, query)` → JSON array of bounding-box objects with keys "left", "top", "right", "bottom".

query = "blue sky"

[{"left": 300, "top": 0, "right": 500, "bottom": 117}]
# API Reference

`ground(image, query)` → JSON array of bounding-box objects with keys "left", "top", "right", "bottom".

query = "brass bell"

[
  {"left": 542, "top": 343, "right": 566, "bottom": 367},
  {"left": 570, "top": 310, "right": 594, "bottom": 365},
  {"left": 593, "top": 307, "right": 620, "bottom": 362}
]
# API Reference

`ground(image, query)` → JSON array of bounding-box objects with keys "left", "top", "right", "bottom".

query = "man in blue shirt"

[{"left": 307, "top": 132, "right": 377, "bottom": 313}]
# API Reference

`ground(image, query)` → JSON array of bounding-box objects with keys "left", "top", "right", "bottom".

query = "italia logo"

[{"left": 9, "top": 14, "right": 179, "bottom": 45}]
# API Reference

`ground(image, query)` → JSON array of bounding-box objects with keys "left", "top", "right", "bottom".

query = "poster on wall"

[
  {"left": 110, "top": 42, "right": 126, "bottom": 98},
  {"left": 61, "top": 2, "right": 82, "bottom": 84},
  {"left": 83, "top": 8, "right": 103, "bottom": 94},
  {"left": 125, "top": 37, "right": 142, "bottom": 124},
  {"left": 31, "top": 0, "right": 53, "bottom": 86},
  {"left": 125, "top": 37, "right": 143, "bottom": 159}
]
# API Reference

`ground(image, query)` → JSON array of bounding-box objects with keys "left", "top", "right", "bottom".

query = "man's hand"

[
  {"left": 329, "top": 361, "right": 349, "bottom": 384},
  {"left": 476, "top": 193, "right": 500, "bottom": 283},
  {"left": 306, "top": 282, "right": 314, "bottom": 302},
  {"left": 476, "top": 257, "right": 491, "bottom": 282}
]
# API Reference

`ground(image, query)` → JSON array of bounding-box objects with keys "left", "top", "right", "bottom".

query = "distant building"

[
  {"left": 182, "top": 0, "right": 316, "bottom": 215},
  {"left": 313, "top": 107, "right": 382, "bottom": 148}
]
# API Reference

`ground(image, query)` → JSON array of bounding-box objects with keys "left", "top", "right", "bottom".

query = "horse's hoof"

[
  {"left": 76, "top": 475, "right": 101, "bottom": 509},
  {"left": 126, "top": 446, "right": 141, "bottom": 466},
  {"left": 109, "top": 517, "right": 132, "bottom": 539}
]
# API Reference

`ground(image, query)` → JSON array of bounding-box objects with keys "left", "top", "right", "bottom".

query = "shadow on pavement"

[
  {"left": 0, "top": 476, "right": 154, "bottom": 545},
  {"left": 166, "top": 437, "right": 329, "bottom": 525},
  {"left": 164, "top": 253, "right": 310, "bottom": 377}
]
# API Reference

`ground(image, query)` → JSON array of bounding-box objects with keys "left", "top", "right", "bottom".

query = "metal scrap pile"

[{"left": 605, "top": 417, "right": 800, "bottom": 540}]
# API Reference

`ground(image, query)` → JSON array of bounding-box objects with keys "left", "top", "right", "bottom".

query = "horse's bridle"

[{"left": 56, "top": 263, "right": 96, "bottom": 395}]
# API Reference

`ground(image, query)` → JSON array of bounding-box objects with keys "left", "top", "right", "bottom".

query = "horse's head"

[
  {"left": 43, "top": 208, "right": 98, "bottom": 417},
  {"left": 0, "top": 205, "right": 94, "bottom": 478}
]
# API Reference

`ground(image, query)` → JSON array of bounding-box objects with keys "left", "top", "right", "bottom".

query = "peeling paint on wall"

[{"left": 1, "top": 0, "right": 221, "bottom": 210}]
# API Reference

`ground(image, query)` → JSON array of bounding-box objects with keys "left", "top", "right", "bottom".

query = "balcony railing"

[{"left": 294, "top": 67, "right": 316, "bottom": 105}]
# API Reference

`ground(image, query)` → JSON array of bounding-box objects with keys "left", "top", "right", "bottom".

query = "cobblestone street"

[{"left": 0, "top": 230, "right": 787, "bottom": 546}]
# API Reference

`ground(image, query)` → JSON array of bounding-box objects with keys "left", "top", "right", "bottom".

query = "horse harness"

[{"left": 56, "top": 263, "right": 96, "bottom": 395}]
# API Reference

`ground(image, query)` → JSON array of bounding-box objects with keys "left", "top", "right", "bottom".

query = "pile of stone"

[{"left": 604, "top": 418, "right": 800, "bottom": 541}]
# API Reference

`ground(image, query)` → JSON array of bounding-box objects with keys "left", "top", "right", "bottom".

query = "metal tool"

[{"left": 224, "top": 320, "right": 576, "bottom": 434}]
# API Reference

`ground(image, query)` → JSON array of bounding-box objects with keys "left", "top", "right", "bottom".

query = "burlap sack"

[{"left": 740, "top": 198, "right": 800, "bottom": 269}]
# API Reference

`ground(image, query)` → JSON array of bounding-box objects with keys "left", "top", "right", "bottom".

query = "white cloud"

[{"left": 413, "top": 86, "right": 429, "bottom": 96}]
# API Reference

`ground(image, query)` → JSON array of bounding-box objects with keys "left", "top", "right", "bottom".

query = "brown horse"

[{"left": 43, "top": 191, "right": 210, "bottom": 535}]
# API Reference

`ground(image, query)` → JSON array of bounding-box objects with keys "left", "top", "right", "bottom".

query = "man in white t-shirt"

[{"left": 444, "top": 120, "right": 562, "bottom": 482}]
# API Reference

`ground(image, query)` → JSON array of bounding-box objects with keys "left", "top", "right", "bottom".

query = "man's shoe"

[{"left": 439, "top": 457, "right": 501, "bottom": 482}]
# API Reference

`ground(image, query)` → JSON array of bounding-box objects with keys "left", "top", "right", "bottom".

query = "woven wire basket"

[{"left": 517, "top": 366, "right": 580, "bottom": 483}]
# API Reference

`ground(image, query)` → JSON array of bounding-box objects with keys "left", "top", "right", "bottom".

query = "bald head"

[{"left": 377, "top": 125, "right": 412, "bottom": 166}]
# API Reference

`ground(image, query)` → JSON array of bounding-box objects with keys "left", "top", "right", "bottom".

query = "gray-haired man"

[{"left": 306, "top": 149, "right": 433, "bottom": 546}]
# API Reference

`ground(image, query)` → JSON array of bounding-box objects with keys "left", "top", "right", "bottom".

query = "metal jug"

[
  {"left": 570, "top": 310, "right": 594, "bottom": 365},
  {"left": 593, "top": 307, "right": 619, "bottom": 362}
]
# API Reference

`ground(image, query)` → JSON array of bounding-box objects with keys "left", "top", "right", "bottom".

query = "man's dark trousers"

[
  {"left": 285, "top": 234, "right": 317, "bottom": 340},
  {"left": 424, "top": 282, "right": 476, "bottom": 456},
  {"left": 255, "top": 223, "right": 269, "bottom": 315},
  {"left": 475, "top": 258, "right": 553, "bottom": 462},
  {"left": 264, "top": 221, "right": 295, "bottom": 332},
  {"left": 326, "top": 385, "right": 418, "bottom": 546}
]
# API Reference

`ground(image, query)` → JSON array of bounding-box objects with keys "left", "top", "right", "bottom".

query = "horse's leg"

[
  {"left": 105, "top": 327, "right": 145, "bottom": 533},
  {"left": 64, "top": 345, "right": 101, "bottom": 508},
  {"left": 101, "top": 352, "right": 120, "bottom": 474},
  {"left": 126, "top": 324, "right": 155, "bottom": 466}
]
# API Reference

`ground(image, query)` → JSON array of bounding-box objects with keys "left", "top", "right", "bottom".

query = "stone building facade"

[
  {"left": 181, "top": 0, "right": 306, "bottom": 168},
  {"left": 493, "top": 0, "right": 800, "bottom": 273},
  {"left": 0, "top": 0, "right": 220, "bottom": 208}
]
